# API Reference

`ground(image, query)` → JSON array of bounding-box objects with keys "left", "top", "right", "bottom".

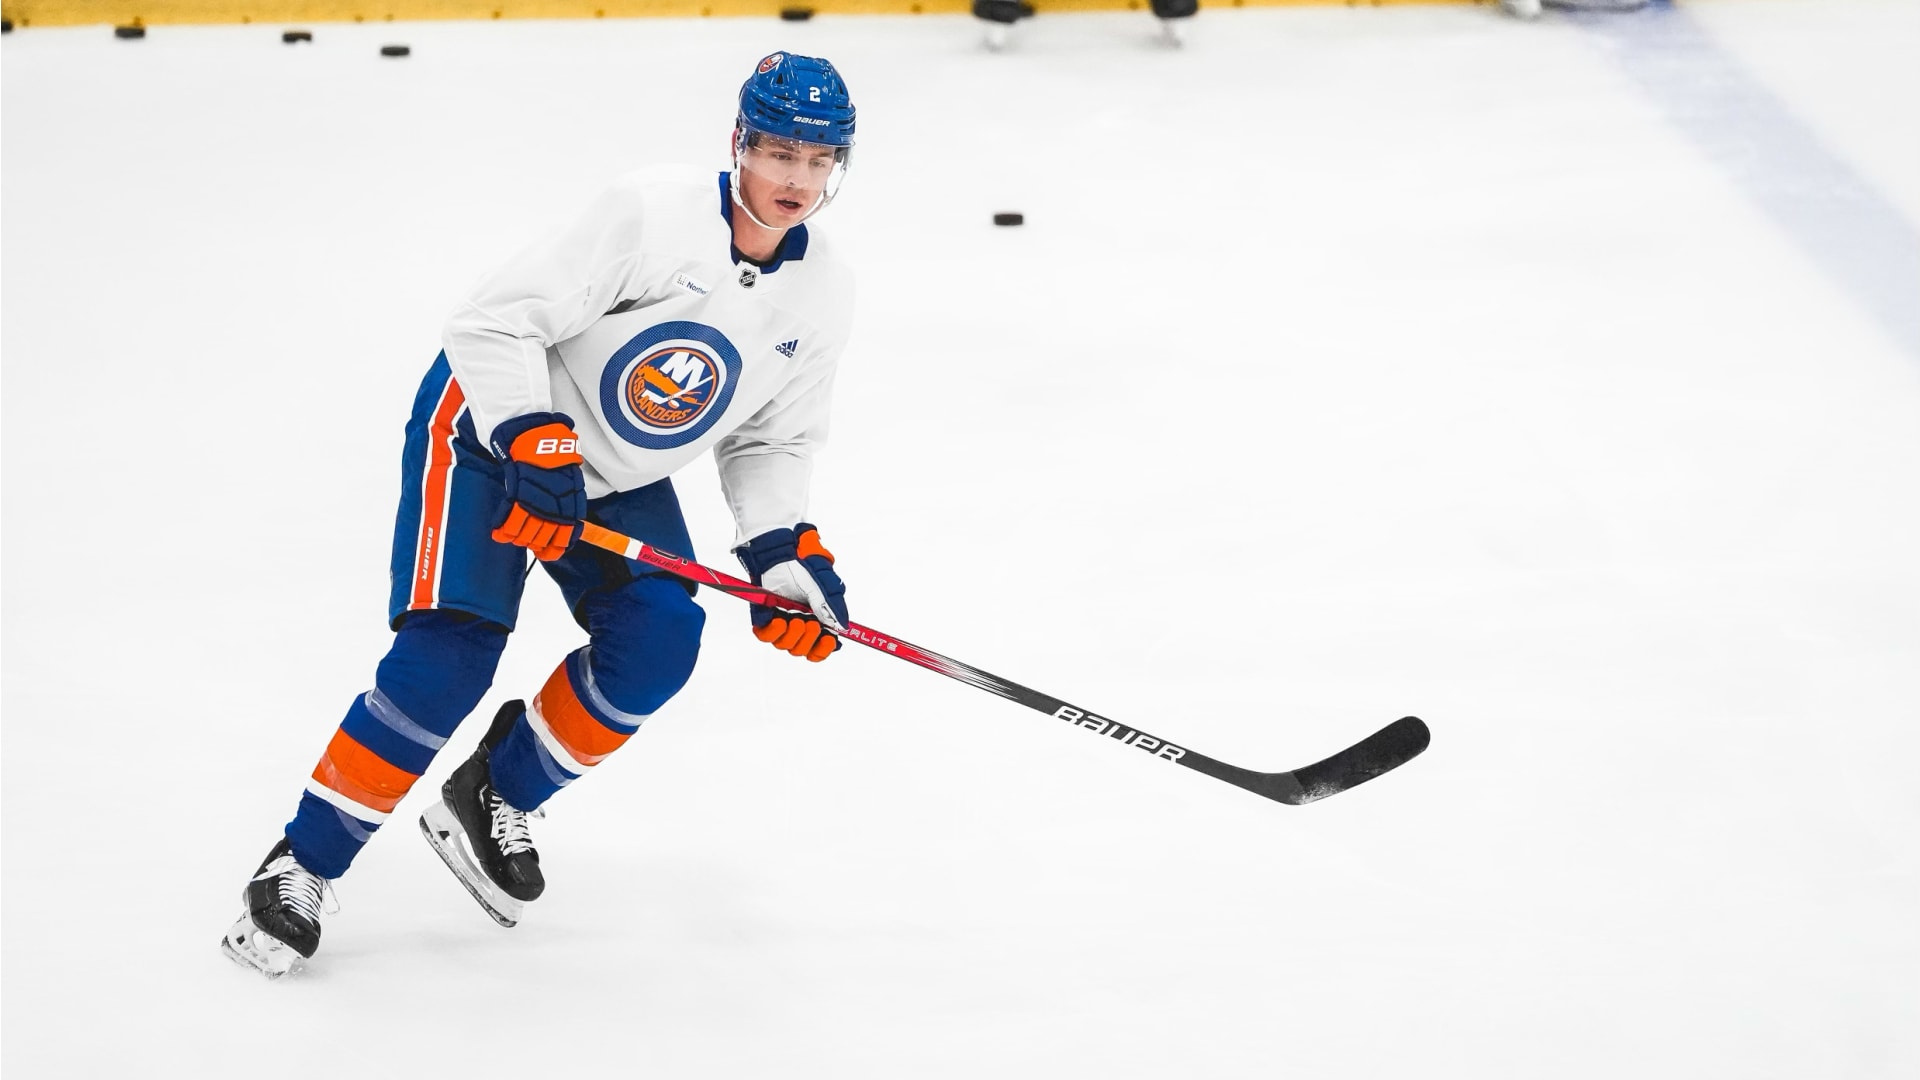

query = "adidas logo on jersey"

[{"left": 775, "top": 339, "right": 799, "bottom": 358}]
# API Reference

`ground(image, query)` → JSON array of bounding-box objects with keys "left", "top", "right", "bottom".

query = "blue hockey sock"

[
  {"left": 286, "top": 612, "right": 507, "bottom": 878},
  {"left": 488, "top": 576, "right": 703, "bottom": 811}
]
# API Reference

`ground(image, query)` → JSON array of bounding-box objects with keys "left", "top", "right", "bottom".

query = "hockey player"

[{"left": 222, "top": 50, "right": 860, "bottom": 979}]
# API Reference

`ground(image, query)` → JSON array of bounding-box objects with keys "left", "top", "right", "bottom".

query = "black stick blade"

[{"left": 1274, "top": 716, "right": 1430, "bottom": 805}]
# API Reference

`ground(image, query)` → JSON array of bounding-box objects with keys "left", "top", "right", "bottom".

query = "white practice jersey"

[{"left": 442, "top": 165, "right": 854, "bottom": 543}]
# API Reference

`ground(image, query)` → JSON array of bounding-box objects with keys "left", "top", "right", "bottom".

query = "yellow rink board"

[{"left": 3, "top": 0, "right": 1470, "bottom": 31}]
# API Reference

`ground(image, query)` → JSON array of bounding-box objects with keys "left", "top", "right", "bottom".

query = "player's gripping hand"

[
  {"left": 735, "top": 524, "right": 850, "bottom": 662},
  {"left": 488, "top": 412, "right": 586, "bottom": 562}
]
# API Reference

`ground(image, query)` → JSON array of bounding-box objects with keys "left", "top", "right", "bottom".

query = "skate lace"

[
  {"left": 257, "top": 855, "right": 340, "bottom": 921},
  {"left": 487, "top": 790, "right": 537, "bottom": 856}
]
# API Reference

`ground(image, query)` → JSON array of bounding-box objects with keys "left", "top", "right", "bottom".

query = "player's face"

[{"left": 736, "top": 134, "right": 845, "bottom": 229}]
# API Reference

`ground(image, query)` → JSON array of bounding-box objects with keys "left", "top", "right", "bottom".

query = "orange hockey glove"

[{"left": 487, "top": 412, "right": 586, "bottom": 562}]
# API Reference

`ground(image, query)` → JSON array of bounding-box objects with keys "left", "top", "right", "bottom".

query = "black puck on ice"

[
  {"left": 993, "top": 212, "right": 1025, "bottom": 227},
  {"left": 114, "top": 24, "right": 146, "bottom": 38},
  {"left": 3, "top": 18, "right": 15, "bottom": 33},
  {"left": 380, "top": 44, "right": 411, "bottom": 57},
  {"left": 283, "top": 29, "right": 313, "bottom": 43},
  {"left": 779, "top": 6, "right": 815, "bottom": 20}
]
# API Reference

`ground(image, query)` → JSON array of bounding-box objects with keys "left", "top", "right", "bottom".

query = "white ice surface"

[{"left": 3, "top": 2, "right": 1918, "bottom": 1077}]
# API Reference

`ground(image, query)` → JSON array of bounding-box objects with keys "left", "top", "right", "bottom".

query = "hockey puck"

[
  {"left": 992, "top": 212, "right": 1024, "bottom": 227},
  {"left": 3, "top": 18, "right": 15, "bottom": 33},
  {"left": 114, "top": 24, "right": 146, "bottom": 38},
  {"left": 380, "top": 44, "right": 410, "bottom": 57},
  {"left": 778, "top": 6, "right": 815, "bottom": 20},
  {"left": 283, "top": 29, "right": 312, "bottom": 43}
]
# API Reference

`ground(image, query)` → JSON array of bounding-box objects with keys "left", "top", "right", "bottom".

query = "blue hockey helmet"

[
  {"left": 731, "top": 52, "right": 856, "bottom": 229},
  {"left": 736, "top": 52, "right": 856, "bottom": 148}
]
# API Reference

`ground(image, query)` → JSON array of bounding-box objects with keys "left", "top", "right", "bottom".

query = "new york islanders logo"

[
  {"left": 758, "top": 53, "right": 783, "bottom": 74},
  {"left": 601, "top": 321, "right": 744, "bottom": 450},
  {"left": 627, "top": 347, "right": 719, "bottom": 430}
]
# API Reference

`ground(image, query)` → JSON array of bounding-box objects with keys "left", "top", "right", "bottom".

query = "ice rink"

[{"left": 4, "top": 1, "right": 1917, "bottom": 1075}]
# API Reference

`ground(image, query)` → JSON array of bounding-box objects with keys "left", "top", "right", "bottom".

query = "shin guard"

[
  {"left": 286, "top": 612, "right": 508, "bottom": 878},
  {"left": 488, "top": 649, "right": 646, "bottom": 811},
  {"left": 489, "top": 575, "right": 704, "bottom": 810}
]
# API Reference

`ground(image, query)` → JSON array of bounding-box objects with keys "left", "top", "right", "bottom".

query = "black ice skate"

[
  {"left": 1150, "top": 0, "right": 1196, "bottom": 47},
  {"left": 419, "top": 700, "right": 544, "bottom": 927},
  {"left": 973, "top": 0, "right": 1032, "bottom": 52},
  {"left": 220, "top": 837, "right": 337, "bottom": 980}
]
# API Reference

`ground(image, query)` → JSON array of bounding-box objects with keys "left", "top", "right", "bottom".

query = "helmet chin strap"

[{"left": 729, "top": 159, "right": 829, "bottom": 233}]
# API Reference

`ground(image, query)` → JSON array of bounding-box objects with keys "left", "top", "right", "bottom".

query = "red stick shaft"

[{"left": 575, "top": 521, "right": 957, "bottom": 677}]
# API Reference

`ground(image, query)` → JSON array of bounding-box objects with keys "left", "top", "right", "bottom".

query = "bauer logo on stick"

[{"left": 1053, "top": 706, "right": 1188, "bottom": 762}]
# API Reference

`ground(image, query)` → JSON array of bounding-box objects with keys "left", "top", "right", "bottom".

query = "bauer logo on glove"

[{"left": 735, "top": 523, "right": 850, "bottom": 662}]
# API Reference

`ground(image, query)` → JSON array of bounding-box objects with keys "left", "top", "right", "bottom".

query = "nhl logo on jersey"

[
  {"left": 626, "top": 347, "right": 721, "bottom": 431},
  {"left": 600, "top": 321, "right": 744, "bottom": 450},
  {"left": 738, "top": 266, "right": 758, "bottom": 289}
]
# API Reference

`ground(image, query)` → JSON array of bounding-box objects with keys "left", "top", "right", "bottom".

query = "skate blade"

[
  {"left": 220, "top": 915, "right": 306, "bottom": 980},
  {"left": 419, "top": 800, "right": 525, "bottom": 928}
]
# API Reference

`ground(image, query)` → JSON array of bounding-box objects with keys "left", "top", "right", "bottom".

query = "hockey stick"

[{"left": 578, "top": 521, "right": 1429, "bottom": 806}]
